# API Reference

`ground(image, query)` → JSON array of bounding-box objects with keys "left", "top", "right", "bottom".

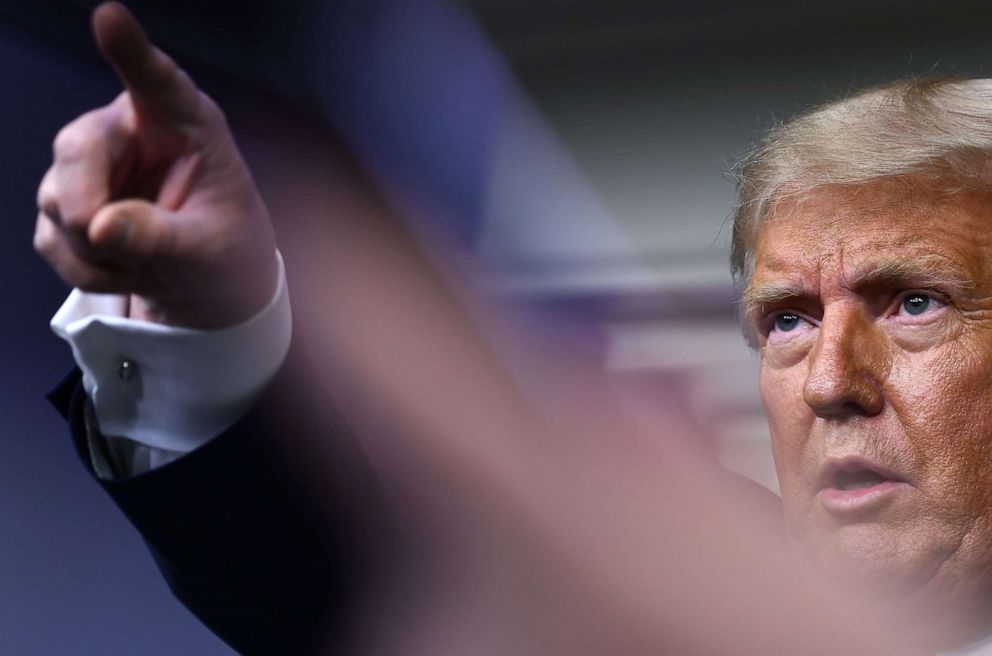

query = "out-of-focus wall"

[{"left": 468, "top": 0, "right": 992, "bottom": 492}]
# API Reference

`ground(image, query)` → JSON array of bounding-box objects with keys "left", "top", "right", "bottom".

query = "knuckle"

[
  {"left": 52, "top": 109, "right": 114, "bottom": 161},
  {"left": 53, "top": 125, "right": 95, "bottom": 161},
  {"left": 36, "top": 170, "right": 57, "bottom": 210},
  {"left": 52, "top": 126, "right": 78, "bottom": 159},
  {"left": 32, "top": 224, "right": 54, "bottom": 257},
  {"left": 53, "top": 103, "right": 121, "bottom": 160}
]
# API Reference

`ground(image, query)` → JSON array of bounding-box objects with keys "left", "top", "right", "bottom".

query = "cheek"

[
  {"left": 759, "top": 361, "right": 811, "bottom": 498},
  {"left": 888, "top": 346, "right": 992, "bottom": 514}
]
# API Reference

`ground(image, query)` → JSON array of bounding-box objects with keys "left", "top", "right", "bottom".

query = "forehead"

[{"left": 752, "top": 178, "right": 992, "bottom": 283}]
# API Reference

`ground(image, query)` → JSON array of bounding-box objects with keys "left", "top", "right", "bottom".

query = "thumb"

[{"left": 89, "top": 199, "right": 178, "bottom": 262}]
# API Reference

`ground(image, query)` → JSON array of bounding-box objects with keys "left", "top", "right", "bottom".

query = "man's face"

[{"left": 748, "top": 176, "right": 992, "bottom": 615}]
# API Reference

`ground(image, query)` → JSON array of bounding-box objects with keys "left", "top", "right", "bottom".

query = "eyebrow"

[
  {"left": 740, "top": 255, "right": 973, "bottom": 325},
  {"left": 739, "top": 282, "right": 806, "bottom": 325},
  {"left": 846, "top": 256, "right": 973, "bottom": 294}
]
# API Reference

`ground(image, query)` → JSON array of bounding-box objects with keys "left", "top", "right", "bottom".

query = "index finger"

[{"left": 91, "top": 2, "right": 201, "bottom": 125}]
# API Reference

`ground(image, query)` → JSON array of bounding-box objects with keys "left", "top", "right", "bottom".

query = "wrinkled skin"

[{"left": 747, "top": 176, "right": 992, "bottom": 646}]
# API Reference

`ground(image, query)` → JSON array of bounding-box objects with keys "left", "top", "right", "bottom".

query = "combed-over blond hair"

[{"left": 731, "top": 77, "right": 992, "bottom": 287}]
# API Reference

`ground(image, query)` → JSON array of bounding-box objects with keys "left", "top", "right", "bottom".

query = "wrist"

[{"left": 129, "top": 248, "right": 280, "bottom": 329}]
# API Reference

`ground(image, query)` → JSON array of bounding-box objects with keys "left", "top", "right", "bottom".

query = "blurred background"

[{"left": 4, "top": 0, "right": 992, "bottom": 652}]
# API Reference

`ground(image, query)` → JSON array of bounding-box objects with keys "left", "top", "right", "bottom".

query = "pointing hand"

[{"left": 35, "top": 2, "right": 277, "bottom": 328}]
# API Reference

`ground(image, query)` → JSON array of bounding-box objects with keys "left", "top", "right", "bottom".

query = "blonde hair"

[{"left": 731, "top": 77, "right": 992, "bottom": 287}]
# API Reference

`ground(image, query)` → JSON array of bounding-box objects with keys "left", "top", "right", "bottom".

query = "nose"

[{"left": 802, "top": 308, "right": 886, "bottom": 418}]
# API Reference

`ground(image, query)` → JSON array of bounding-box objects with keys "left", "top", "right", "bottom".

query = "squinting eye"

[
  {"left": 773, "top": 313, "right": 802, "bottom": 332},
  {"left": 901, "top": 294, "right": 931, "bottom": 316}
]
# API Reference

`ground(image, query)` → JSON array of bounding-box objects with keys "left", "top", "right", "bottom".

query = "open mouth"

[
  {"left": 817, "top": 458, "right": 908, "bottom": 510},
  {"left": 830, "top": 469, "right": 889, "bottom": 491}
]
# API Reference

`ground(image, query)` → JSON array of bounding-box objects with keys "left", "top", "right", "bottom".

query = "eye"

[
  {"left": 774, "top": 312, "right": 803, "bottom": 332},
  {"left": 766, "top": 311, "right": 814, "bottom": 344},
  {"left": 900, "top": 293, "right": 931, "bottom": 316},
  {"left": 894, "top": 292, "right": 945, "bottom": 319},
  {"left": 765, "top": 310, "right": 813, "bottom": 346}
]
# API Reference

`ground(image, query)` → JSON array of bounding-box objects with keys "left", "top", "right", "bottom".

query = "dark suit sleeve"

[{"left": 47, "top": 338, "right": 391, "bottom": 655}]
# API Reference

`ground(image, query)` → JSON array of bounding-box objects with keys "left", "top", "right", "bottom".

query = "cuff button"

[{"left": 118, "top": 358, "right": 137, "bottom": 382}]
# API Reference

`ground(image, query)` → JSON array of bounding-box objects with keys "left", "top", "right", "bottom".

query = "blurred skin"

[
  {"left": 747, "top": 177, "right": 992, "bottom": 648},
  {"left": 36, "top": 3, "right": 917, "bottom": 654}
]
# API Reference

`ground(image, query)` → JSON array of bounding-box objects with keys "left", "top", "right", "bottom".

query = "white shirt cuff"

[{"left": 50, "top": 251, "right": 292, "bottom": 456}]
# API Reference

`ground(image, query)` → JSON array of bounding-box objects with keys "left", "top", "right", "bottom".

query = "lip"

[{"left": 816, "top": 456, "right": 912, "bottom": 514}]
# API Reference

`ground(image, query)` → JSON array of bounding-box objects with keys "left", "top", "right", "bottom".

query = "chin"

[
  {"left": 799, "top": 522, "right": 992, "bottom": 644},
  {"left": 798, "top": 523, "right": 941, "bottom": 596}
]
